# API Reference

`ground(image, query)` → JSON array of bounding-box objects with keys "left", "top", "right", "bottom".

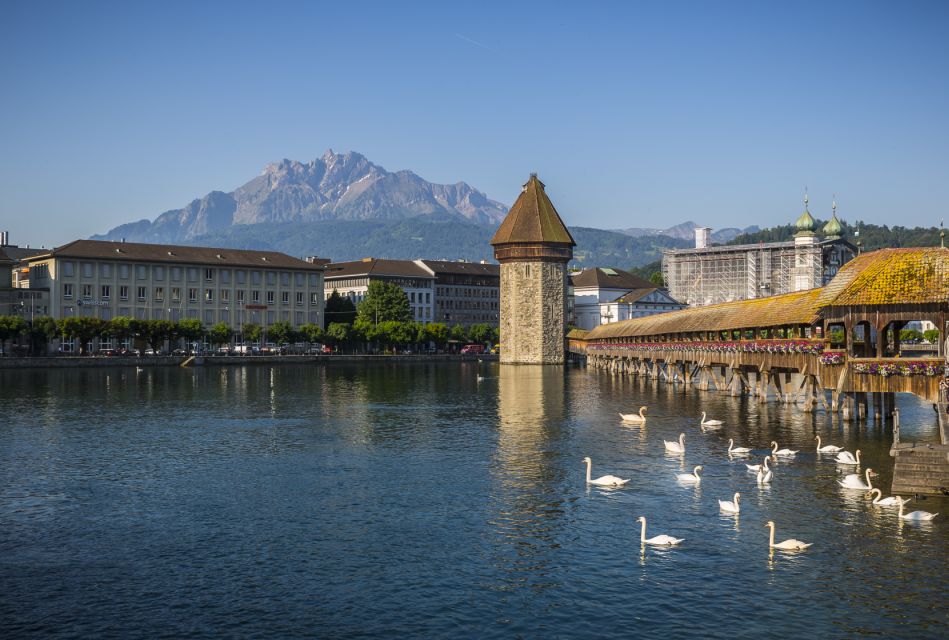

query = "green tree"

[
  {"left": 142, "top": 320, "right": 176, "bottom": 353},
  {"left": 57, "top": 317, "right": 106, "bottom": 355},
  {"left": 268, "top": 320, "right": 294, "bottom": 345},
  {"left": 450, "top": 323, "right": 468, "bottom": 343},
  {"left": 923, "top": 329, "right": 940, "bottom": 344},
  {"left": 243, "top": 322, "right": 262, "bottom": 344},
  {"left": 207, "top": 322, "right": 233, "bottom": 347},
  {"left": 356, "top": 281, "right": 411, "bottom": 325},
  {"left": 299, "top": 323, "right": 325, "bottom": 345},
  {"left": 176, "top": 318, "right": 205, "bottom": 350},
  {"left": 491, "top": 326, "right": 500, "bottom": 344},
  {"left": 324, "top": 289, "right": 357, "bottom": 329},
  {"left": 468, "top": 323, "right": 492, "bottom": 345},
  {"left": 107, "top": 316, "right": 136, "bottom": 344},
  {"left": 28, "top": 316, "right": 58, "bottom": 355},
  {"left": 649, "top": 271, "right": 665, "bottom": 286},
  {"left": 0, "top": 315, "right": 28, "bottom": 355},
  {"left": 326, "top": 322, "right": 351, "bottom": 350},
  {"left": 426, "top": 322, "right": 449, "bottom": 348}
]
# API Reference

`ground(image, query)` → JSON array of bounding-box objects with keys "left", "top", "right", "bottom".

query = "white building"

[
  {"left": 323, "top": 259, "right": 435, "bottom": 323},
  {"left": 570, "top": 267, "right": 685, "bottom": 331}
]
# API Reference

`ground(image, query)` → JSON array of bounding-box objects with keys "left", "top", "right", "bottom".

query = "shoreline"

[{"left": 0, "top": 353, "right": 499, "bottom": 369}]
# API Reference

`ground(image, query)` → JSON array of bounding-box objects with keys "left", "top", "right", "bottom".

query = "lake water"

[{"left": 1, "top": 363, "right": 946, "bottom": 639}]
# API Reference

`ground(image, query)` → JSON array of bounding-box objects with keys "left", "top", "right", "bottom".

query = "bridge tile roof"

[
  {"left": 818, "top": 247, "right": 949, "bottom": 307},
  {"left": 587, "top": 288, "right": 823, "bottom": 339}
]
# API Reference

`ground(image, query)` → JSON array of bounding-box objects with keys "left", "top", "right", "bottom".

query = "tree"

[
  {"left": 356, "top": 281, "right": 411, "bottom": 325},
  {"left": 650, "top": 271, "right": 665, "bottom": 287},
  {"left": 324, "top": 289, "right": 357, "bottom": 329},
  {"left": 28, "top": 316, "right": 58, "bottom": 355},
  {"left": 899, "top": 328, "right": 923, "bottom": 343},
  {"left": 142, "top": 320, "right": 176, "bottom": 353},
  {"left": 426, "top": 322, "right": 449, "bottom": 348},
  {"left": 0, "top": 315, "right": 28, "bottom": 355},
  {"left": 57, "top": 317, "right": 106, "bottom": 355},
  {"left": 468, "top": 323, "right": 492, "bottom": 345},
  {"left": 326, "top": 322, "right": 351, "bottom": 350},
  {"left": 107, "top": 316, "right": 136, "bottom": 344},
  {"left": 923, "top": 329, "right": 940, "bottom": 344},
  {"left": 268, "top": 320, "right": 294, "bottom": 345},
  {"left": 176, "top": 319, "right": 205, "bottom": 350},
  {"left": 207, "top": 322, "right": 233, "bottom": 347},
  {"left": 450, "top": 324, "right": 468, "bottom": 343},
  {"left": 299, "top": 323, "right": 325, "bottom": 345},
  {"left": 243, "top": 322, "right": 262, "bottom": 344}
]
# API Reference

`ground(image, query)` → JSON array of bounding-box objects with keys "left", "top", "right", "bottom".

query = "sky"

[{"left": 1, "top": 0, "right": 948, "bottom": 249}]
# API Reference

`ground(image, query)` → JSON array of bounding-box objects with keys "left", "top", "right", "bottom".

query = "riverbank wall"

[{"left": 0, "top": 354, "right": 499, "bottom": 369}]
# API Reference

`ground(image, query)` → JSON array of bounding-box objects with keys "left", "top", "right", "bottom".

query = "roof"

[
  {"left": 419, "top": 259, "right": 499, "bottom": 277},
  {"left": 611, "top": 288, "right": 683, "bottom": 305},
  {"left": 0, "top": 245, "right": 48, "bottom": 262},
  {"left": 324, "top": 258, "right": 434, "bottom": 280},
  {"left": 570, "top": 267, "right": 655, "bottom": 290},
  {"left": 662, "top": 237, "right": 850, "bottom": 256},
  {"left": 586, "top": 288, "right": 824, "bottom": 339},
  {"left": 822, "top": 213, "right": 843, "bottom": 237},
  {"left": 0, "top": 247, "right": 12, "bottom": 264},
  {"left": 490, "top": 175, "right": 576, "bottom": 246},
  {"left": 818, "top": 247, "right": 949, "bottom": 307},
  {"left": 23, "top": 239, "right": 323, "bottom": 270}
]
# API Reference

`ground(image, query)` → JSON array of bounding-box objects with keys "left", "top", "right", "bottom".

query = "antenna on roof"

[{"left": 941, "top": 218, "right": 945, "bottom": 249}]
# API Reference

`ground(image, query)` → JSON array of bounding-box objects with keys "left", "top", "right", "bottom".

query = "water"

[{"left": 1, "top": 363, "right": 946, "bottom": 639}]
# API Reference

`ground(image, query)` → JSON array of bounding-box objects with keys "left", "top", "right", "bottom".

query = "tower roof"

[
  {"left": 794, "top": 193, "right": 817, "bottom": 236},
  {"left": 491, "top": 175, "right": 576, "bottom": 247},
  {"left": 822, "top": 213, "right": 843, "bottom": 238}
]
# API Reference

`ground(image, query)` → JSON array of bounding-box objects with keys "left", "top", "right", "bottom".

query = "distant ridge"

[{"left": 614, "top": 221, "right": 759, "bottom": 244}]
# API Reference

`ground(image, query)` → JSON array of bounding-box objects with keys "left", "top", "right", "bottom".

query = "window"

[
  {"left": 100, "top": 263, "right": 112, "bottom": 278},
  {"left": 204, "top": 310, "right": 214, "bottom": 324},
  {"left": 101, "top": 285, "right": 111, "bottom": 300},
  {"left": 63, "top": 283, "right": 73, "bottom": 299},
  {"left": 205, "top": 268, "right": 214, "bottom": 281},
  {"left": 266, "top": 271, "right": 276, "bottom": 286},
  {"left": 171, "top": 267, "right": 181, "bottom": 282},
  {"left": 187, "top": 268, "right": 198, "bottom": 282},
  {"left": 221, "top": 289, "right": 229, "bottom": 302},
  {"left": 171, "top": 287, "right": 180, "bottom": 302},
  {"left": 120, "top": 285, "right": 129, "bottom": 301},
  {"left": 236, "top": 270, "right": 246, "bottom": 284},
  {"left": 119, "top": 264, "right": 130, "bottom": 279},
  {"left": 251, "top": 271, "right": 261, "bottom": 285},
  {"left": 82, "top": 262, "right": 94, "bottom": 278},
  {"left": 63, "top": 261, "right": 75, "bottom": 277},
  {"left": 310, "top": 292, "right": 320, "bottom": 304},
  {"left": 410, "top": 292, "right": 416, "bottom": 303},
  {"left": 82, "top": 284, "right": 93, "bottom": 299},
  {"left": 188, "top": 288, "right": 198, "bottom": 303},
  {"left": 153, "top": 266, "right": 164, "bottom": 281},
  {"left": 252, "top": 291, "right": 260, "bottom": 303},
  {"left": 136, "top": 265, "right": 147, "bottom": 280},
  {"left": 280, "top": 272, "right": 290, "bottom": 286},
  {"left": 267, "top": 310, "right": 275, "bottom": 324},
  {"left": 220, "top": 269, "right": 231, "bottom": 284},
  {"left": 266, "top": 291, "right": 275, "bottom": 305},
  {"left": 296, "top": 292, "right": 303, "bottom": 306},
  {"left": 205, "top": 289, "right": 213, "bottom": 302},
  {"left": 137, "top": 286, "right": 147, "bottom": 301},
  {"left": 309, "top": 274, "right": 320, "bottom": 286},
  {"left": 155, "top": 287, "right": 164, "bottom": 302},
  {"left": 294, "top": 273, "right": 304, "bottom": 287},
  {"left": 281, "top": 291, "right": 289, "bottom": 305},
  {"left": 236, "top": 290, "right": 245, "bottom": 303}
]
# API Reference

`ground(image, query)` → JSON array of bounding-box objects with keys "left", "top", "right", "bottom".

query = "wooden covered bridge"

[{"left": 568, "top": 247, "right": 949, "bottom": 494}]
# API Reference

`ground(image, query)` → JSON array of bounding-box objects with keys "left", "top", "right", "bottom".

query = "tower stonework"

[{"left": 491, "top": 175, "right": 576, "bottom": 364}]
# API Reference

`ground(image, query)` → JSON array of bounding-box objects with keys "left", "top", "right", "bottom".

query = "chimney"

[
  {"left": 695, "top": 227, "right": 711, "bottom": 249},
  {"left": 1, "top": 231, "right": 8, "bottom": 246}
]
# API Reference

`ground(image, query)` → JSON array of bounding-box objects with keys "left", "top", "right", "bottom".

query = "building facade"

[
  {"left": 662, "top": 197, "right": 856, "bottom": 307},
  {"left": 491, "top": 174, "right": 575, "bottom": 365},
  {"left": 323, "top": 259, "right": 436, "bottom": 323},
  {"left": 22, "top": 240, "right": 325, "bottom": 339},
  {"left": 570, "top": 267, "right": 685, "bottom": 330},
  {"left": 419, "top": 260, "right": 499, "bottom": 327}
]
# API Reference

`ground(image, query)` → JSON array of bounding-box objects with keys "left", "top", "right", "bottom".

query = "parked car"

[
  {"left": 460, "top": 344, "right": 485, "bottom": 355},
  {"left": 97, "top": 348, "right": 117, "bottom": 357}
]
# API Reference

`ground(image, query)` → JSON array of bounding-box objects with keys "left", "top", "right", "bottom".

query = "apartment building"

[
  {"left": 418, "top": 260, "right": 499, "bottom": 327},
  {"left": 323, "top": 259, "right": 435, "bottom": 323}
]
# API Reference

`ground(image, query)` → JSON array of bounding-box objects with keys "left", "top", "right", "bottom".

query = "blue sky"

[{"left": 1, "top": 0, "right": 947, "bottom": 248}]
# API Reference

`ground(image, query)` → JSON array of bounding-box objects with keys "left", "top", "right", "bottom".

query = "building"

[
  {"left": 570, "top": 267, "right": 686, "bottom": 330},
  {"left": 419, "top": 260, "right": 499, "bottom": 327},
  {"left": 662, "top": 197, "right": 856, "bottom": 307},
  {"left": 323, "top": 259, "right": 436, "bottom": 323},
  {"left": 21, "top": 239, "right": 325, "bottom": 349},
  {"left": 491, "top": 174, "right": 575, "bottom": 365}
]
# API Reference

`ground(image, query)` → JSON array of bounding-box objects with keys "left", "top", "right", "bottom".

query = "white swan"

[
  {"left": 637, "top": 516, "right": 684, "bottom": 546},
  {"left": 619, "top": 406, "right": 647, "bottom": 423},
  {"left": 838, "top": 467, "right": 874, "bottom": 490},
  {"left": 866, "top": 488, "right": 911, "bottom": 507},
  {"left": 728, "top": 438, "right": 752, "bottom": 455},
  {"left": 663, "top": 433, "right": 685, "bottom": 454},
  {"left": 765, "top": 521, "right": 812, "bottom": 550},
  {"left": 700, "top": 411, "right": 723, "bottom": 426},
  {"left": 582, "top": 457, "right": 630, "bottom": 487},
  {"left": 836, "top": 449, "right": 861, "bottom": 465},
  {"left": 676, "top": 465, "right": 703, "bottom": 484},
  {"left": 770, "top": 441, "right": 798, "bottom": 457},
  {"left": 898, "top": 500, "right": 938, "bottom": 521},
  {"left": 719, "top": 492, "right": 740, "bottom": 514},
  {"left": 815, "top": 436, "right": 843, "bottom": 453},
  {"left": 746, "top": 456, "right": 771, "bottom": 473},
  {"left": 757, "top": 458, "right": 773, "bottom": 484}
]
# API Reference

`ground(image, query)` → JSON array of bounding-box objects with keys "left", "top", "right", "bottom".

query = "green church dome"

[
  {"left": 794, "top": 194, "right": 816, "bottom": 235},
  {"left": 823, "top": 213, "right": 843, "bottom": 238}
]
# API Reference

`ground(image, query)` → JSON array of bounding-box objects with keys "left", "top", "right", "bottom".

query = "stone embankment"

[{"left": 0, "top": 354, "right": 498, "bottom": 369}]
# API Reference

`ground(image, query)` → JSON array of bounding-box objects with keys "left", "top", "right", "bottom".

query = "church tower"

[
  {"left": 792, "top": 192, "right": 821, "bottom": 291},
  {"left": 491, "top": 175, "right": 575, "bottom": 364}
]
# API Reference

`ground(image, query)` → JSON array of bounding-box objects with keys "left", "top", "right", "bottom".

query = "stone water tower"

[{"left": 490, "top": 175, "right": 576, "bottom": 364}]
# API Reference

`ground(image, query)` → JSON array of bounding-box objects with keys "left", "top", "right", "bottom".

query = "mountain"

[
  {"left": 614, "top": 221, "right": 759, "bottom": 244},
  {"left": 93, "top": 150, "right": 508, "bottom": 244}
]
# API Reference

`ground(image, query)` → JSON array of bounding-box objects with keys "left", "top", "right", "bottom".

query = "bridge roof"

[
  {"left": 818, "top": 247, "right": 949, "bottom": 307},
  {"left": 586, "top": 288, "right": 823, "bottom": 339}
]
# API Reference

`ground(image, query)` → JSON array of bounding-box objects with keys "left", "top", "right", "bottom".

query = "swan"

[
  {"left": 770, "top": 441, "right": 798, "bottom": 457},
  {"left": 582, "top": 457, "right": 630, "bottom": 487},
  {"left": 700, "top": 411, "right": 723, "bottom": 427},
  {"left": 815, "top": 436, "right": 843, "bottom": 454},
  {"left": 898, "top": 500, "right": 938, "bottom": 521},
  {"left": 746, "top": 456, "right": 771, "bottom": 473},
  {"left": 619, "top": 406, "right": 647, "bottom": 423},
  {"left": 663, "top": 433, "right": 685, "bottom": 454},
  {"left": 866, "top": 488, "right": 911, "bottom": 507},
  {"left": 637, "top": 516, "right": 684, "bottom": 546},
  {"left": 719, "top": 492, "right": 740, "bottom": 514},
  {"left": 757, "top": 458, "right": 773, "bottom": 484},
  {"left": 836, "top": 449, "right": 861, "bottom": 465},
  {"left": 765, "top": 521, "right": 812, "bottom": 550},
  {"left": 676, "top": 465, "right": 703, "bottom": 484},
  {"left": 838, "top": 467, "right": 874, "bottom": 490},
  {"left": 728, "top": 439, "right": 752, "bottom": 455}
]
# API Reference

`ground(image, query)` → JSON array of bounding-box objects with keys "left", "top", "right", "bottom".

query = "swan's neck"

[
  {"left": 679, "top": 434, "right": 685, "bottom": 446},
  {"left": 816, "top": 436, "right": 821, "bottom": 450},
  {"left": 771, "top": 442, "right": 778, "bottom": 454},
  {"left": 640, "top": 407, "right": 646, "bottom": 418},
  {"left": 855, "top": 450, "right": 861, "bottom": 463},
  {"left": 871, "top": 489, "right": 881, "bottom": 504},
  {"left": 764, "top": 457, "right": 770, "bottom": 470},
  {"left": 734, "top": 493, "right": 740, "bottom": 505},
  {"left": 693, "top": 466, "right": 701, "bottom": 479},
  {"left": 640, "top": 519, "right": 646, "bottom": 542},
  {"left": 728, "top": 439, "right": 733, "bottom": 452},
  {"left": 865, "top": 468, "right": 872, "bottom": 490},
  {"left": 585, "top": 460, "right": 591, "bottom": 483},
  {"left": 768, "top": 524, "right": 775, "bottom": 547}
]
